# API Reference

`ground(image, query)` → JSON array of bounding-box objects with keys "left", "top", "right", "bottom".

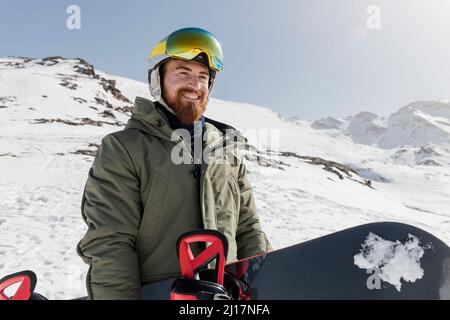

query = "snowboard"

[
  {"left": 1, "top": 222, "right": 449, "bottom": 300},
  {"left": 140, "top": 222, "right": 450, "bottom": 300}
]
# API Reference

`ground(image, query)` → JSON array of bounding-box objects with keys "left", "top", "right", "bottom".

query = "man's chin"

[
  {"left": 177, "top": 113, "right": 203, "bottom": 125},
  {"left": 175, "top": 99, "right": 207, "bottom": 123},
  {"left": 174, "top": 104, "right": 204, "bottom": 125},
  {"left": 162, "top": 93, "right": 208, "bottom": 125}
]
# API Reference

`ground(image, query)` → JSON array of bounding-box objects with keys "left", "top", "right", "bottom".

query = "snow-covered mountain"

[
  {"left": 1, "top": 56, "right": 450, "bottom": 299},
  {"left": 346, "top": 112, "right": 387, "bottom": 145},
  {"left": 379, "top": 101, "right": 450, "bottom": 148},
  {"left": 312, "top": 101, "right": 450, "bottom": 151}
]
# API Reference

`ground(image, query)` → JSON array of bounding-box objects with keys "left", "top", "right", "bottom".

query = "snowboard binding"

[
  {"left": 171, "top": 229, "right": 252, "bottom": 300},
  {"left": 0, "top": 270, "right": 46, "bottom": 300}
]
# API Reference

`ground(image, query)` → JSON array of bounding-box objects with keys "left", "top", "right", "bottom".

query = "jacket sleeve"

[
  {"left": 77, "top": 133, "right": 142, "bottom": 300},
  {"left": 235, "top": 160, "right": 272, "bottom": 260}
]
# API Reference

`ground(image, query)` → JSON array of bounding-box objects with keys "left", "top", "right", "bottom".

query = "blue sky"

[{"left": 1, "top": 0, "right": 450, "bottom": 120}]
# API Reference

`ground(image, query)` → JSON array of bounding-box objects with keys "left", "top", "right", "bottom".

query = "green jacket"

[{"left": 77, "top": 96, "right": 271, "bottom": 299}]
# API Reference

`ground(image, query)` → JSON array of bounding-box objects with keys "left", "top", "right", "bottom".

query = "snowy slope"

[{"left": 1, "top": 56, "right": 449, "bottom": 299}]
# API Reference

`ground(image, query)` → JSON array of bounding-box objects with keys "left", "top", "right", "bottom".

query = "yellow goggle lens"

[{"left": 165, "top": 28, "right": 223, "bottom": 72}]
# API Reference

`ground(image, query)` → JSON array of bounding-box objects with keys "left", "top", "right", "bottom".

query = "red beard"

[{"left": 163, "top": 88, "right": 208, "bottom": 125}]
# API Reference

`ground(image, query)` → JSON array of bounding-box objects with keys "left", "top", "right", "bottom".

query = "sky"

[{"left": 1, "top": 0, "right": 450, "bottom": 120}]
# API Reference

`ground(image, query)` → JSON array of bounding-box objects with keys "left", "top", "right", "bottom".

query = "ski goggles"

[{"left": 148, "top": 27, "right": 223, "bottom": 73}]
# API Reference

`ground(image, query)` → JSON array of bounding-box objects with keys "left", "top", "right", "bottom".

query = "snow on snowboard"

[{"left": 1, "top": 222, "right": 449, "bottom": 300}]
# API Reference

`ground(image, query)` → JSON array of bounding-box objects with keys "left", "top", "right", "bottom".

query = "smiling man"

[{"left": 77, "top": 27, "right": 271, "bottom": 300}]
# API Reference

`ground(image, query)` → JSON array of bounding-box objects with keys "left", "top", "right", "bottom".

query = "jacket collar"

[{"left": 126, "top": 96, "right": 246, "bottom": 147}]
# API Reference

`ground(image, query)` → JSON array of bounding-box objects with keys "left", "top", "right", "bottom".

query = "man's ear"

[
  {"left": 149, "top": 67, "right": 162, "bottom": 101},
  {"left": 147, "top": 69, "right": 152, "bottom": 84}
]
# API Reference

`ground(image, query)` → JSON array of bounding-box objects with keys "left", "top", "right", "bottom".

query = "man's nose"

[{"left": 186, "top": 76, "right": 203, "bottom": 91}]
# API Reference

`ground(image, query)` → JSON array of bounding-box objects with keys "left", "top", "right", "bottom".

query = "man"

[{"left": 77, "top": 27, "right": 271, "bottom": 300}]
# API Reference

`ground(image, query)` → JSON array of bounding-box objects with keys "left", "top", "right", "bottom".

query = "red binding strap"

[
  {"left": 0, "top": 271, "right": 36, "bottom": 300},
  {"left": 176, "top": 230, "right": 228, "bottom": 286}
]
